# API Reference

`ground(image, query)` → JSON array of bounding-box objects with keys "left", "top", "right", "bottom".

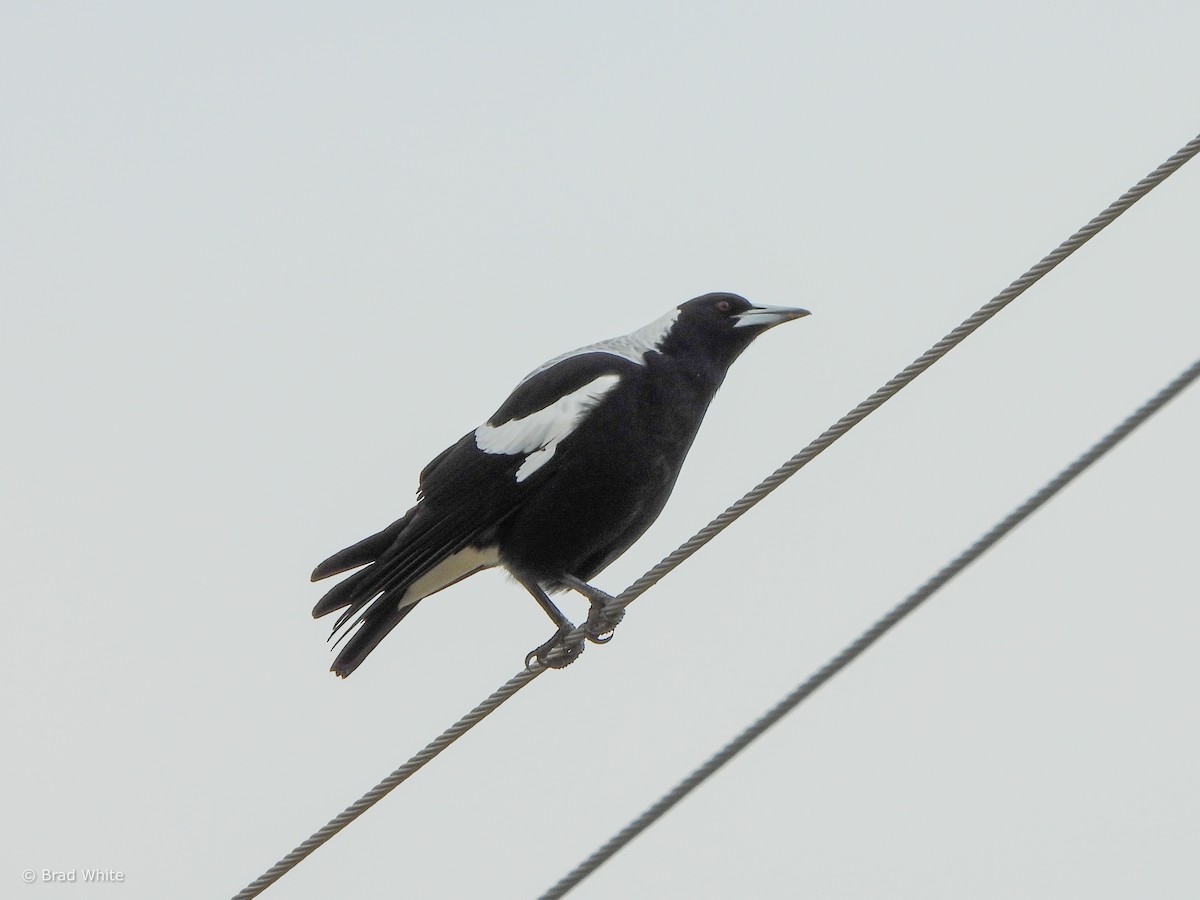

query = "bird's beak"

[{"left": 732, "top": 304, "right": 812, "bottom": 329}]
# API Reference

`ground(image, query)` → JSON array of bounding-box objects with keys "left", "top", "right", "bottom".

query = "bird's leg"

[
  {"left": 560, "top": 574, "right": 625, "bottom": 645},
  {"left": 511, "top": 571, "right": 584, "bottom": 670}
]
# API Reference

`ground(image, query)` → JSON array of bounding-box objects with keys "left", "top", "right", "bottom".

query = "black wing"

[{"left": 311, "top": 351, "right": 637, "bottom": 675}]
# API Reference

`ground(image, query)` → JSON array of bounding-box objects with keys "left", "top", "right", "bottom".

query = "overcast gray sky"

[{"left": 5, "top": 3, "right": 1199, "bottom": 898}]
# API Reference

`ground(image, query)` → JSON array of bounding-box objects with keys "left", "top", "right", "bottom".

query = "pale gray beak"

[{"left": 732, "top": 304, "right": 812, "bottom": 329}]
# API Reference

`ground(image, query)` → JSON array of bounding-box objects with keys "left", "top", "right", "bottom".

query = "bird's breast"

[{"left": 495, "top": 363, "right": 721, "bottom": 584}]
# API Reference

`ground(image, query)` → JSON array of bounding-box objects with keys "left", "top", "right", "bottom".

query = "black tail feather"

[
  {"left": 311, "top": 517, "right": 426, "bottom": 676},
  {"left": 311, "top": 504, "right": 490, "bottom": 677},
  {"left": 312, "top": 567, "right": 376, "bottom": 624},
  {"left": 329, "top": 600, "right": 421, "bottom": 677},
  {"left": 310, "top": 509, "right": 414, "bottom": 583}
]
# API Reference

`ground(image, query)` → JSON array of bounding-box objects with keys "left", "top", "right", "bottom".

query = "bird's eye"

[{"left": 715, "top": 299, "right": 732, "bottom": 313}]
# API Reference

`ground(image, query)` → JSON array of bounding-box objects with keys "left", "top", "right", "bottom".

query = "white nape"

[{"left": 521, "top": 306, "right": 680, "bottom": 382}]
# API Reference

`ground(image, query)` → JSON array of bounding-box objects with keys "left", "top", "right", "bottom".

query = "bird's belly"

[{"left": 497, "top": 449, "right": 679, "bottom": 587}]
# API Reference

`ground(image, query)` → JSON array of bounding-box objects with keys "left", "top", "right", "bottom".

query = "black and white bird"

[{"left": 312, "top": 292, "right": 809, "bottom": 676}]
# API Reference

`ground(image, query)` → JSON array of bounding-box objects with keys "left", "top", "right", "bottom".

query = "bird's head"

[{"left": 661, "top": 292, "right": 810, "bottom": 370}]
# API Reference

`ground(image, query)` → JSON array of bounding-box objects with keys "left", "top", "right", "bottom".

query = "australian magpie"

[{"left": 312, "top": 292, "right": 809, "bottom": 676}]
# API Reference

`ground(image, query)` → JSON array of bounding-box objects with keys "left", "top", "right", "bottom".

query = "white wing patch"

[
  {"left": 474, "top": 374, "right": 622, "bottom": 482},
  {"left": 521, "top": 306, "right": 680, "bottom": 383}
]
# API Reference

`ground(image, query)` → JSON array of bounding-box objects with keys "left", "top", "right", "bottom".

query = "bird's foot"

[
  {"left": 559, "top": 575, "right": 625, "bottom": 645},
  {"left": 525, "top": 624, "right": 584, "bottom": 670},
  {"left": 583, "top": 593, "right": 625, "bottom": 645}
]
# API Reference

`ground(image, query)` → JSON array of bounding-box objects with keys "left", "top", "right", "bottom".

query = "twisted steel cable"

[
  {"left": 232, "top": 130, "right": 1200, "bottom": 899},
  {"left": 539, "top": 356, "right": 1200, "bottom": 899}
]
